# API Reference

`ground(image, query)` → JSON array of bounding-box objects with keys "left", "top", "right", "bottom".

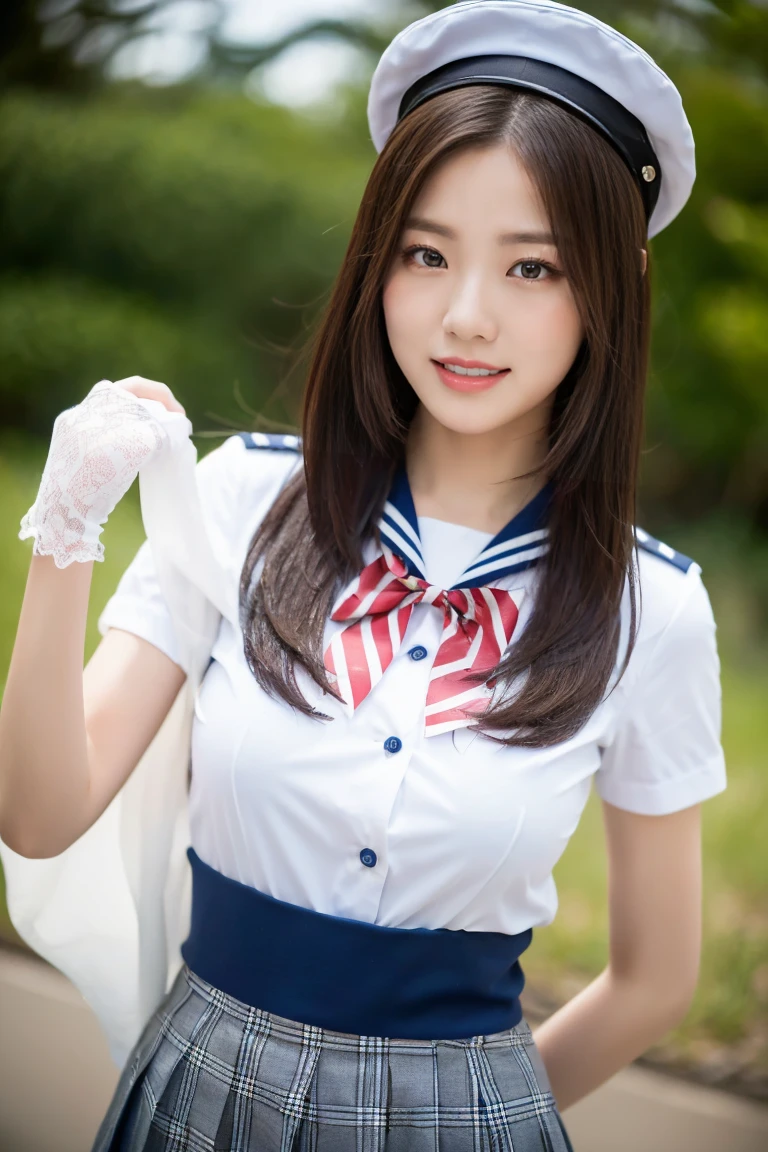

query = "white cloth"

[{"left": 98, "top": 436, "right": 727, "bottom": 940}]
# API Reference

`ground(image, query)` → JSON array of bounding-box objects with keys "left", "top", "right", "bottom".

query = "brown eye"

[
  {"left": 514, "top": 260, "right": 548, "bottom": 280},
  {"left": 408, "top": 246, "right": 446, "bottom": 269}
]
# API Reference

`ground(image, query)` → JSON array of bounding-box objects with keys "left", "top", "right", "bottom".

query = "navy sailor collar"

[{"left": 377, "top": 464, "right": 552, "bottom": 590}]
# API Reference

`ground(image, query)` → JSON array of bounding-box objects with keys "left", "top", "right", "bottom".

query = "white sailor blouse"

[{"left": 98, "top": 433, "right": 727, "bottom": 937}]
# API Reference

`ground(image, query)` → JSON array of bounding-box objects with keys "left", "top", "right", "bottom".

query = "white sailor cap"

[{"left": 367, "top": 0, "right": 696, "bottom": 238}]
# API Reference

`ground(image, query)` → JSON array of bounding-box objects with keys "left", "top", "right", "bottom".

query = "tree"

[
  {"left": 0, "top": 0, "right": 402, "bottom": 93},
  {"left": 3, "top": 2, "right": 765, "bottom": 98}
]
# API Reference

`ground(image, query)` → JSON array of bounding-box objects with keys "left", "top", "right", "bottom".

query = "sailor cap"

[{"left": 367, "top": 0, "right": 696, "bottom": 237}]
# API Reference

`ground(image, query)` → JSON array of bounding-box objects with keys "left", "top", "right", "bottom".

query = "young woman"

[{"left": 0, "top": 2, "right": 726, "bottom": 1149}]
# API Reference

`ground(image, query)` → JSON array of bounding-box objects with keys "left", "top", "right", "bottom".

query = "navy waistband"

[{"left": 180, "top": 847, "right": 533, "bottom": 1040}]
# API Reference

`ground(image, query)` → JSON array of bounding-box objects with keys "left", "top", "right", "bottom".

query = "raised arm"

[{"left": 0, "top": 378, "right": 189, "bottom": 859}]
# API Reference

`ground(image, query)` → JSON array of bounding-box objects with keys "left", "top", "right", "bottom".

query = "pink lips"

[{"left": 432, "top": 360, "right": 510, "bottom": 392}]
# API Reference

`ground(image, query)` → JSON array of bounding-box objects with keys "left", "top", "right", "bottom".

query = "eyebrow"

[{"left": 404, "top": 215, "right": 555, "bottom": 246}]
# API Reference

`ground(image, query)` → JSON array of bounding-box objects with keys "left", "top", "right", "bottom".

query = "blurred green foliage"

[
  {"left": 642, "top": 66, "right": 768, "bottom": 535},
  {"left": 0, "top": 83, "right": 371, "bottom": 435}
]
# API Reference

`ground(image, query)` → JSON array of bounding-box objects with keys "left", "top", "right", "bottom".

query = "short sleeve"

[
  {"left": 97, "top": 537, "right": 186, "bottom": 669},
  {"left": 594, "top": 567, "right": 727, "bottom": 815}
]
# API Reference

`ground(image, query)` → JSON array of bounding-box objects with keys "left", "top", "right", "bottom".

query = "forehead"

[{"left": 407, "top": 143, "right": 550, "bottom": 231}]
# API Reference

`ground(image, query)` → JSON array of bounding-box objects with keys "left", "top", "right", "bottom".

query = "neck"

[{"left": 404, "top": 402, "right": 552, "bottom": 535}]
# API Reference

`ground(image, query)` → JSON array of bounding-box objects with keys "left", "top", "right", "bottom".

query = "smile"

[{"left": 432, "top": 360, "right": 510, "bottom": 392}]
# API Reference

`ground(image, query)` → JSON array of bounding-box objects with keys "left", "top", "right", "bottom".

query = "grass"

[{"left": 0, "top": 433, "right": 766, "bottom": 1092}]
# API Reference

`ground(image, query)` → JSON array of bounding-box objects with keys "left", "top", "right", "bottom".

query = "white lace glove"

[{"left": 19, "top": 379, "right": 193, "bottom": 568}]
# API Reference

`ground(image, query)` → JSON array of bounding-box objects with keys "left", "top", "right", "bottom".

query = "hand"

[
  {"left": 110, "top": 374, "right": 187, "bottom": 416},
  {"left": 19, "top": 377, "right": 192, "bottom": 568}
]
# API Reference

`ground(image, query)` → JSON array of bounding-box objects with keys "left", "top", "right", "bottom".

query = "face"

[{"left": 381, "top": 143, "right": 585, "bottom": 438}]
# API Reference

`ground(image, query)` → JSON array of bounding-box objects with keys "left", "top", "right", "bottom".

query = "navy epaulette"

[
  {"left": 237, "top": 431, "right": 302, "bottom": 453},
  {"left": 635, "top": 527, "right": 696, "bottom": 573}
]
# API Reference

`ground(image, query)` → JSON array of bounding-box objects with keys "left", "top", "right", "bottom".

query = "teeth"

[{"left": 441, "top": 363, "right": 504, "bottom": 376}]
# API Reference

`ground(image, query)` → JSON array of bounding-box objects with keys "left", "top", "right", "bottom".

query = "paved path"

[{"left": 2, "top": 947, "right": 768, "bottom": 1151}]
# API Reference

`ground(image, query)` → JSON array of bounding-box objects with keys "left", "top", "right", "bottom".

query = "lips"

[{"left": 432, "top": 360, "right": 510, "bottom": 393}]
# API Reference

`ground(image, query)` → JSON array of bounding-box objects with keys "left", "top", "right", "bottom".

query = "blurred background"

[{"left": 0, "top": 0, "right": 766, "bottom": 1117}]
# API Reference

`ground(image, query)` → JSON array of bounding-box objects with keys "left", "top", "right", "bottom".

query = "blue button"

[
  {"left": 408, "top": 645, "right": 428, "bottom": 661},
  {"left": 360, "top": 848, "right": 377, "bottom": 868},
  {"left": 383, "top": 736, "right": 402, "bottom": 754}
]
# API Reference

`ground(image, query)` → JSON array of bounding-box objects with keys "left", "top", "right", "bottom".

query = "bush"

[{"left": 0, "top": 86, "right": 371, "bottom": 433}]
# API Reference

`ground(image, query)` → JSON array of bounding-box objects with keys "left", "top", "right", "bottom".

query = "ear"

[{"left": 640, "top": 248, "right": 648, "bottom": 275}]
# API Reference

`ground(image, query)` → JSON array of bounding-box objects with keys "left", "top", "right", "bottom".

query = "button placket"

[{"left": 344, "top": 606, "right": 438, "bottom": 918}]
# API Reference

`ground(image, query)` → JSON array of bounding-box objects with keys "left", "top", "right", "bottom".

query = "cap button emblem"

[{"left": 642, "top": 164, "right": 657, "bottom": 183}]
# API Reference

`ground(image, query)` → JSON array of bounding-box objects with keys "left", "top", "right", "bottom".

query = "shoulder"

[
  {"left": 597, "top": 533, "right": 725, "bottom": 815},
  {"left": 193, "top": 432, "right": 303, "bottom": 560},
  {"left": 617, "top": 528, "right": 715, "bottom": 684},
  {"left": 635, "top": 527, "right": 695, "bottom": 575},
  {"left": 195, "top": 431, "right": 302, "bottom": 495},
  {"left": 235, "top": 431, "right": 302, "bottom": 453},
  {"left": 632, "top": 527, "right": 705, "bottom": 632}
]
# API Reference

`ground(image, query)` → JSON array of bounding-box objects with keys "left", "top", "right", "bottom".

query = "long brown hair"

[{"left": 240, "top": 86, "right": 650, "bottom": 747}]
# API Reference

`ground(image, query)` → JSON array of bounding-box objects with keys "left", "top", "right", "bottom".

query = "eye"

[
  {"left": 510, "top": 260, "right": 554, "bottom": 281},
  {"left": 403, "top": 245, "right": 446, "bottom": 269}
]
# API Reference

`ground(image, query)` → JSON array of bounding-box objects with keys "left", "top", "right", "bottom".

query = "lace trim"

[
  {"left": 18, "top": 380, "right": 172, "bottom": 569},
  {"left": 18, "top": 516, "right": 105, "bottom": 568}
]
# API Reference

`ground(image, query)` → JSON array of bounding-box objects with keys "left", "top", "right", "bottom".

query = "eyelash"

[{"left": 401, "top": 244, "right": 561, "bottom": 281}]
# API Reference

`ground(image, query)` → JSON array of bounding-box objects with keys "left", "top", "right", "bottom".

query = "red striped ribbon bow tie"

[{"left": 324, "top": 543, "right": 525, "bottom": 737}]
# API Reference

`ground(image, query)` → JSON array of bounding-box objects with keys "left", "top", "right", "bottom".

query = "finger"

[
  {"left": 113, "top": 376, "right": 186, "bottom": 415},
  {"left": 115, "top": 377, "right": 186, "bottom": 413}
]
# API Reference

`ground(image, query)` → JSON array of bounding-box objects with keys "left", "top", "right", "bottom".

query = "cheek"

[
  {"left": 382, "top": 274, "right": 429, "bottom": 352},
  {"left": 520, "top": 288, "right": 583, "bottom": 363},
  {"left": 380, "top": 278, "right": 398, "bottom": 332}
]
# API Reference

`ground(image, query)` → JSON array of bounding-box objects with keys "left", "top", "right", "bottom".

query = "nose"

[{"left": 441, "top": 274, "right": 499, "bottom": 343}]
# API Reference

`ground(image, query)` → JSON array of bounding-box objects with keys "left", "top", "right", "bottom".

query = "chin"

[
  {"left": 419, "top": 394, "right": 528, "bottom": 436},
  {"left": 429, "top": 412, "right": 516, "bottom": 436}
]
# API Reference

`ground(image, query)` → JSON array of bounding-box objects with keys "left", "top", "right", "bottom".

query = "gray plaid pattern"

[{"left": 92, "top": 964, "right": 576, "bottom": 1151}]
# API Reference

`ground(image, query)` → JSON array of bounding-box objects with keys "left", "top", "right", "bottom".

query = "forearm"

[
  {"left": 531, "top": 966, "right": 688, "bottom": 1112},
  {"left": 0, "top": 555, "right": 93, "bottom": 857}
]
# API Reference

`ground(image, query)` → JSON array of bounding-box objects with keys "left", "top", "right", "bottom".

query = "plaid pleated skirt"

[{"left": 91, "top": 963, "right": 576, "bottom": 1152}]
